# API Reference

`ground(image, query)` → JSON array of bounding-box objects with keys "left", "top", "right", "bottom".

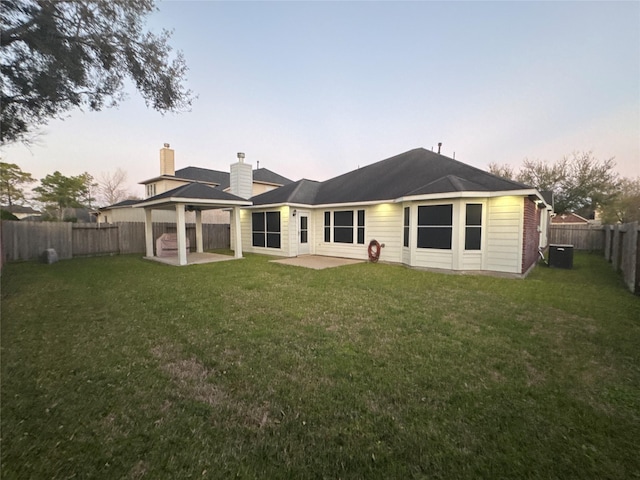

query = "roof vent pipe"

[{"left": 437, "top": 142, "right": 442, "bottom": 154}]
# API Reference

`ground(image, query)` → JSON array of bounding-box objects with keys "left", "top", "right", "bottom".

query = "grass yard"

[{"left": 1, "top": 252, "right": 639, "bottom": 479}]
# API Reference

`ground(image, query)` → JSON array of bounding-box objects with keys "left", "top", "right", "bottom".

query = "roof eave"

[
  {"left": 397, "top": 188, "right": 545, "bottom": 203},
  {"left": 136, "top": 196, "right": 252, "bottom": 209},
  {"left": 138, "top": 176, "right": 220, "bottom": 187}
]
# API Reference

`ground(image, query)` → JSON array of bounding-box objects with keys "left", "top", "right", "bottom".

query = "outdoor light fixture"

[{"left": 292, "top": 209, "right": 297, "bottom": 217}]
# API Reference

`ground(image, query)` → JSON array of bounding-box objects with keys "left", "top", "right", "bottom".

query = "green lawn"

[{"left": 1, "top": 252, "right": 639, "bottom": 479}]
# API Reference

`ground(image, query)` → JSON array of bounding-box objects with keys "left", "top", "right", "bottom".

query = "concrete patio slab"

[
  {"left": 145, "top": 252, "right": 239, "bottom": 266},
  {"left": 270, "top": 255, "right": 364, "bottom": 270}
]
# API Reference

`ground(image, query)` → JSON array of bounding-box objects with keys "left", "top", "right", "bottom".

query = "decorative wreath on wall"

[{"left": 367, "top": 239, "right": 381, "bottom": 263}]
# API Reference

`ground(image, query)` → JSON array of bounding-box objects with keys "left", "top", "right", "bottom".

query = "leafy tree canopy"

[
  {"left": 33, "top": 170, "right": 96, "bottom": 220},
  {"left": 599, "top": 177, "right": 640, "bottom": 224},
  {"left": 489, "top": 152, "right": 619, "bottom": 215},
  {"left": 1, "top": 0, "right": 193, "bottom": 144},
  {"left": 0, "top": 161, "right": 35, "bottom": 206}
]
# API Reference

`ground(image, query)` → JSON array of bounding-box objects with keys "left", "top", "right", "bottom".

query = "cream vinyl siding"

[
  {"left": 411, "top": 199, "right": 459, "bottom": 270},
  {"left": 151, "top": 179, "right": 188, "bottom": 197},
  {"left": 313, "top": 204, "right": 402, "bottom": 262},
  {"left": 461, "top": 252, "right": 483, "bottom": 270},
  {"left": 240, "top": 206, "right": 291, "bottom": 257},
  {"left": 459, "top": 199, "right": 486, "bottom": 270},
  {"left": 366, "top": 203, "right": 403, "bottom": 263},
  {"left": 252, "top": 183, "right": 280, "bottom": 196},
  {"left": 484, "top": 196, "right": 523, "bottom": 273}
]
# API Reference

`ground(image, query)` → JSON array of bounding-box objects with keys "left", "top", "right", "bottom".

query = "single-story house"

[
  {"left": 96, "top": 144, "right": 292, "bottom": 224},
  {"left": 1, "top": 205, "right": 41, "bottom": 220},
  {"left": 237, "top": 148, "right": 553, "bottom": 277},
  {"left": 551, "top": 212, "right": 589, "bottom": 225}
]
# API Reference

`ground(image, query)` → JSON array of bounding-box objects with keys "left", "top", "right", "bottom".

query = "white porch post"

[
  {"left": 195, "top": 209, "right": 204, "bottom": 253},
  {"left": 233, "top": 206, "right": 243, "bottom": 258},
  {"left": 144, "top": 208, "right": 154, "bottom": 257},
  {"left": 176, "top": 204, "right": 188, "bottom": 266}
]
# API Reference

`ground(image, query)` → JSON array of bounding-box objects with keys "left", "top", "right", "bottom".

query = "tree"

[
  {"left": 487, "top": 162, "right": 516, "bottom": 180},
  {"left": 97, "top": 168, "right": 129, "bottom": 206},
  {"left": 487, "top": 152, "right": 618, "bottom": 215},
  {"left": 0, "top": 161, "right": 35, "bottom": 206},
  {"left": 1, "top": 0, "right": 194, "bottom": 144},
  {"left": 599, "top": 177, "right": 640, "bottom": 224},
  {"left": 33, "top": 170, "right": 95, "bottom": 220}
]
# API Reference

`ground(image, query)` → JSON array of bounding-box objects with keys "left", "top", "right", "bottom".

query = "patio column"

[
  {"left": 144, "top": 208, "right": 154, "bottom": 258},
  {"left": 195, "top": 209, "right": 204, "bottom": 253},
  {"left": 176, "top": 204, "right": 188, "bottom": 266},
  {"left": 233, "top": 206, "right": 243, "bottom": 258}
]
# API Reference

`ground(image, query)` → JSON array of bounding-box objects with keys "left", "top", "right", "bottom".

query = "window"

[
  {"left": 324, "top": 211, "right": 331, "bottom": 242},
  {"left": 357, "top": 210, "right": 365, "bottom": 245},
  {"left": 321, "top": 210, "right": 367, "bottom": 244},
  {"left": 334, "top": 211, "right": 353, "bottom": 243},
  {"left": 146, "top": 183, "right": 156, "bottom": 198},
  {"left": 300, "top": 216, "right": 308, "bottom": 243},
  {"left": 324, "top": 210, "right": 365, "bottom": 244},
  {"left": 465, "top": 204, "right": 482, "bottom": 250},
  {"left": 403, "top": 207, "right": 410, "bottom": 247},
  {"left": 252, "top": 211, "right": 281, "bottom": 248},
  {"left": 417, "top": 204, "right": 452, "bottom": 249}
]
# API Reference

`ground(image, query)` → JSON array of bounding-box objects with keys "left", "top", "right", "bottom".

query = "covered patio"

[{"left": 135, "top": 183, "right": 252, "bottom": 266}]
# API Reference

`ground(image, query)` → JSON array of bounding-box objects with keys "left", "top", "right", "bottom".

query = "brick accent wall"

[{"left": 522, "top": 197, "right": 540, "bottom": 274}]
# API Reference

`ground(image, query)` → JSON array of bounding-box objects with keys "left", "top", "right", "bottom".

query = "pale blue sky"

[{"left": 2, "top": 1, "right": 639, "bottom": 199}]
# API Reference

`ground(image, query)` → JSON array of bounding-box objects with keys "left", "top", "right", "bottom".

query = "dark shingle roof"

[
  {"left": 254, "top": 168, "right": 294, "bottom": 186},
  {"left": 1, "top": 205, "right": 40, "bottom": 214},
  {"left": 175, "top": 166, "right": 293, "bottom": 191},
  {"left": 175, "top": 167, "right": 229, "bottom": 186},
  {"left": 251, "top": 148, "right": 534, "bottom": 206},
  {"left": 313, "top": 148, "right": 531, "bottom": 204},
  {"left": 251, "top": 179, "right": 321, "bottom": 205},
  {"left": 150, "top": 183, "right": 248, "bottom": 202},
  {"left": 107, "top": 199, "right": 141, "bottom": 208}
]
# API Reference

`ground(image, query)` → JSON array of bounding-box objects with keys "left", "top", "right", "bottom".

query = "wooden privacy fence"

[
  {"left": 1, "top": 221, "right": 230, "bottom": 262},
  {"left": 549, "top": 224, "right": 605, "bottom": 250},
  {"left": 603, "top": 222, "right": 640, "bottom": 295},
  {"left": 549, "top": 223, "right": 639, "bottom": 294}
]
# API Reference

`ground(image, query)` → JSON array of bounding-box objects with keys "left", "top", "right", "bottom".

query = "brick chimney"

[
  {"left": 230, "top": 152, "right": 253, "bottom": 199},
  {"left": 160, "top": 143, "right": 175, "bottom": 176}
]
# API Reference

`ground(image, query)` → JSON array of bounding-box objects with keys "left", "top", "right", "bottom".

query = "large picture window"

[
  {"left": 326, "top": 210, "right": 365, "bottom": 244},
  {"left": 252, "top": 211, "right": 281, "bottom": 248},
  {"left": 333, "top": 211, "right": 353, "bottom": 243},
  {"left": 465, "top": 204, "right": 482, "bottom": 250},
  {"left": 417, "top": 204, "right": 452, "bottom": 249}
]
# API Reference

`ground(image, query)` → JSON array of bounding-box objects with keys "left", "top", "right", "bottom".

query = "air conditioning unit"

[{"left": 548, "top": 244, "right": 574, "bottom": 269}]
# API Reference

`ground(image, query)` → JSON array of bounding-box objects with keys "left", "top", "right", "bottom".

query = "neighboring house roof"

[
  {"left": 175, "top": 166, "right": 228, "bottom": 186},
  {"left": 142, "top": 166, "right": 294, "bottom": 190},
  {"left": 252, "top": 148, "right": 536, "bottom": 206},
  {"left": 137, "top": 182, "right": 251, "bottom": 208},
  {"left": 1, "top": 205, "right": 41, "bottom": 214},
  {"left": 552, "top": 212, "right": 589, "bottom": 224},
  {"left": 97, "top": 199, "right": 142, "bottom": 212},
  {"left": 253, "top": 168, "right": 295, "bottom": 186}
]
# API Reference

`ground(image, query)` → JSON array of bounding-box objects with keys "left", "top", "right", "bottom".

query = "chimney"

[
  {"left": 230, "top": 152, "right": 253, "bottom": 199},
  {"left": 437, "top": 142, "right": 442, "bottom": 154},
  {"left": 160, "top": 143, "right": 175, "bottom": 176}
]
